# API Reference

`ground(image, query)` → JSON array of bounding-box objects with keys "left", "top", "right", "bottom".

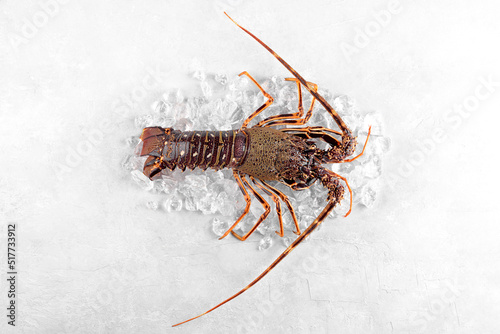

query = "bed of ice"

[{"left": 121, "top": 73, "right": 390, "bottom": 250}]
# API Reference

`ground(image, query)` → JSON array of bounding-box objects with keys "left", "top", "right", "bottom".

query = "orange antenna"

[{"left": 224, "top": 12, "right": 350, "bottom": 135}]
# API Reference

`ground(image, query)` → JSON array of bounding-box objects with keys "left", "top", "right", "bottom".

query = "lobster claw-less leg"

[
  {"left": 219, "top": 171, "right": 252, "bottom": 240},
  {"left": 239, "top": 71, "right": 274, "bottom": 129},
  {"left": 260, "top": 180, "right": 301, "bottom": 235},
  {"left": 257, "top": 78, "right": 318, "bottom": 128},
  {"left": 172, "top": 187, "right": 342, "bottom": 327},
  {"left": 251, "top": 177, "right": 285, "bottom": 237},
  {"left": 231, "top": 174, "right": 271, "bottom": 241}
]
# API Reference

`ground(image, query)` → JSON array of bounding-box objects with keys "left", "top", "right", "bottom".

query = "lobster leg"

[
  {"left": 260, "top": 180, "right": 301, "bottom": 235},
  {"left": 219, "top": 171, "right": 252, "bottom": 240},
  {"left": 257, "top": 78, "right": 318, "bottom": 127},
  {"left": 239, "top": 71, "right": 274, "bottom": 129},
  {"left": 333, "top": 172, "right": 353, "bottom": 217},
  {"left": 251, "top": 177, "right": 285, "bottom": 237},
  {"left": 231, "top": 174, "right": 271, "bottom": 241}
]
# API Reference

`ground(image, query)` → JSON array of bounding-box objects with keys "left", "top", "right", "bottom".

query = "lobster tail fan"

[
  {"left": 139, "top": 127, "right": 171, "bottom": 179},
  {"left": 143, "top": 155, "right": 164, "bottom": 180},
  {"left": 140, "top": 127, "right": 166, "bottom": 157}
]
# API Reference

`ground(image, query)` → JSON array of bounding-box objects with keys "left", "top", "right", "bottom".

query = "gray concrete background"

[{"left": 1, "top": 0, "right": 500, "bottom": 333}]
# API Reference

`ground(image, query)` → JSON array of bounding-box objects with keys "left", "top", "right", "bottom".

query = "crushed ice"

[{"left": 125, "top": 72, "right": 390, "bottom": 249}]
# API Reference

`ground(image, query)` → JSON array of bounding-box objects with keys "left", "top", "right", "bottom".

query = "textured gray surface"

[{"left": 1, "top": 0, "right": 500, "bottom": 333}]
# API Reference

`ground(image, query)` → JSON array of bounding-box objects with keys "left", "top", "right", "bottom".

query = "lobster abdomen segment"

[{"left": 139, "top": 127, "right": 248, "bottom": 179}]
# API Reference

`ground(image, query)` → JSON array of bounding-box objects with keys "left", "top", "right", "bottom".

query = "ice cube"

[
  {"left": 192, "top": 69, "right": 206, "bottom": 82},
  {"left": 198, "top": 195, "right": 217, "bottom": 215},
  {"left": 212, "top": 217, "right": 229, "bottom": 237},
  {"left": 298, "top": 203, "right": 314, "bottom": 217},
  {"left": 170, "top": 198, "right": 183, "bottom": 212},
  {"left": 229, "top": 106, "right": 245, "bottom": 125},
  {"left": 175, "top": 89, "right": 184, "bottom": 104},
  {"left": 277, "top": 85, "right": 295, "bottom": 106},
  {"left": 201, "top": 81, "right": 212, "bottom": 99},
  {"left": 371, "top": 136, "right": 391, "bottom": 155},
  {"left": 362, "top": 155, "right": 382, "bottom": 179},
  {"left": 154, "top": 114, "right": 172, "bottom": 128},
  {"left": 282, "top": 236, "right": 294, "bottom": 247},
  {"left": 333, "top": 95, "right": 355, "bottom": 115},
  {"left": 152, "top": 100, "right": 172, "bottom": 115},
  {"left": 271, "top": 75, "right": 285, "bottom": 87},
  {"left": 146, "top": 201, "right": 159, "bottom": 210},
  {"left": 186, "top": 174, "right": 208, "bottom": 191},
  {"left": 258, "top": 234, "right": 273, "bottom": 251},
  {"left": 208, "top": 170, "right": 224, "bottom": 182},
  {"left": 174, "top": 102, "right": 192, "bottom": 120},
  {"left": 126, "top": 136, "right": 140, "bottom": 148},
  {"left": 174, "top": 117, "right": 194, "bottom": 131},
  {"left": 359, "top": 186, "right": 377, "bottom": 208},
  {"left": 162, "top": 177, "right": 178, "bottom": 194},
  {"left": 281, "top": 213, "right": 293, "bottom": 229},
  {"left": 153, "top": 180, "right": 166, "bottom": 193},
  {"left": 121, "top": 155, "right": 136, "bottom": 171},
  {"left": 184, "top": 197, "right": 196, "bottom": 211},
  {"left": 163, "top": 197, "right": 182, "bottom": 212},
  {"left": 228, "top": 75, "right": 249, "bottom": 93},
  {"left": 214, "top": 192, "right": 236, "bottom": 218},
  {"left": 134, "top": 114, "right": 154, "bottom": 129},
  {"left": 215, "top": 73, "right": 228, "bottom": 85},
  {"left": 346, "top": 166, "right": 366, "bottom": 189},
  {"left": 131, "top": 170, "right": 153, "bottom": 191},
  {"left": 133, "top": 141, "right": 144, "bottom": 156}
]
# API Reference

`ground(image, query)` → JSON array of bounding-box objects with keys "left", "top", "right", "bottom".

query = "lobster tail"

[{"left": 139, "top": 127, "right": 249, "bottom": 179}]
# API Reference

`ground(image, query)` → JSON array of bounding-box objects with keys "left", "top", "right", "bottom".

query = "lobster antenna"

[
  {"left": 224, "top": 12, "right": 350, "bottom": 135},
  {"left": 171, "top": 200, "right": 336, "bottom": 327}
]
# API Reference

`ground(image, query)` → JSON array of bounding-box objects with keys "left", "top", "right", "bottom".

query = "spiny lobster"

[{"left": 138, "top": 13, "right": 371, "bottom": 327}]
